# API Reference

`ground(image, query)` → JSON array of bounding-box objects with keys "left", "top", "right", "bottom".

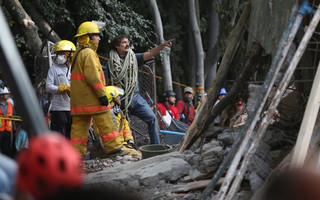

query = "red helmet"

[{"left": 16, "top": 133, "right": 83, "bottom": 199}]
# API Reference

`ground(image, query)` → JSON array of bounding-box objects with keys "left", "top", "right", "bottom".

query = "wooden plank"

[
  {"left": 183, "top": 172, "right": 215, "bottom": 182},
  {"left": 291, "top": 56, "right": 320, "bottom": 168},
  {"left": 166, "top": 193, "right": 188, "bottom": 198},
  {"left": 172, "top": 178, "right": 224, "bottom": 193}
]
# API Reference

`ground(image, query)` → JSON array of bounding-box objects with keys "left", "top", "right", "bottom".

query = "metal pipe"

[
  {"left": 160, "top": 130, "right": 185, "bottom": 136},
  {"left": 0, "top": 9, "right": 47, "bottom": 136},
  {"left": 299, "top": 1, "right": 316, "bottom": 15}
]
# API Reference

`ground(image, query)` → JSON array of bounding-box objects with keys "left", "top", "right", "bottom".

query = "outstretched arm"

[{"left": 143, "top": 39, "right": 174, "bottom": 61}]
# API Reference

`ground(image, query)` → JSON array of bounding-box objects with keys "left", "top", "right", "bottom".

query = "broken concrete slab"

[{"left": 85, "top": 152, "right": 192, "bottom": 194}]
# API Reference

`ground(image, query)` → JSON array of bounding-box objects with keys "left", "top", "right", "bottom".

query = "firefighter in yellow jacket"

[
  {"left": 105, "top": 86, "right": 141, "bottom": 158},
  {"left": 70, "top": 21, "right": 124, "bottom": 157}
]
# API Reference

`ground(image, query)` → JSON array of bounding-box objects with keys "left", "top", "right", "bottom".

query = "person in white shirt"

[{"left": 46, "top": 40, "right": 76, "bottom": 139}]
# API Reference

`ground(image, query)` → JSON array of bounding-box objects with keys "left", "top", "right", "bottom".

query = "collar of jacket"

[{"left": 77, "top": 35, "right": 98, "bottom": 52}]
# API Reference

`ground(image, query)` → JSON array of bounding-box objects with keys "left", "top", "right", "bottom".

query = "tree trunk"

[
  {"left": 2, "top": 0, "right": 42, "bottom": 57},
  {"left": 230, "top": 0, "right": 240, "bottom": 26},
  {"left": 205, "top": 0, "right": 219, "bottom": 69},
  {"left": 204, "top": 62, "right": 218, "bottom": 91},
  {"left": 204, "top": 0, "right": 220, "bottom": 90},
  {"left": 188, "top": 27, "right": 197, "bottom": 88},
  {"left": 173, "top": 75, "right": 183, "bottom": 100},
  {"left": 21, "top": 1, "right": 60, "bottom": 43},
  {"left": 146, "top": 0, "right": 173, "bottom": 90},
  {"left": 188, "top": 0, "right": 205, "bottom": 97},
  {"left": 168, "top": 1, "right": 182, "bottom": 99}
]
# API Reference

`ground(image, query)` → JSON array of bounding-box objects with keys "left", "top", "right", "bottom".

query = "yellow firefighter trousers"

[{"left": 71, "top": 110, "right": 123, "bottom": 157}]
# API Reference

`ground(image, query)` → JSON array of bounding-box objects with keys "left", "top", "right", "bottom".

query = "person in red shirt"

[
  {"left": 176, "top": 87, "right": 195, "bottom": 125},
  {"left": 157, "top": 90, "right": 179, "bottom": 128}
]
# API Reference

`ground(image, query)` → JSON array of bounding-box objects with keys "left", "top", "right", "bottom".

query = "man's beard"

[
  {"left": 168, "top": 100, "right": 175, "bottom": 105},
  {"left": 183, "top": 97, "right": 193, "bottom": 105}
]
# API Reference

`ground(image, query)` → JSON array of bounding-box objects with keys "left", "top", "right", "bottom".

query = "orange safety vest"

[{"left": 0, "top": 102, "right": 13, "bottom": 132}]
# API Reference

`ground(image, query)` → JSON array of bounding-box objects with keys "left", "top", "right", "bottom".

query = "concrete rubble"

[{"left": 83, "top": 127, "right": 287, "bottom": 200}]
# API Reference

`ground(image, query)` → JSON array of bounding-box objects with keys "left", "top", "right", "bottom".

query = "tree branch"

[
  {"left": 3, "top": 0, "right": 42, "bottom": 57},
  {"left": 21, "top": 1, "right": 61, "bottom": 43}
]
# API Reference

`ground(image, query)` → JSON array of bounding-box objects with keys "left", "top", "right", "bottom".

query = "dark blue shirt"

[
  {"left": 133, "top": 53, "right": 144, "bottom": 92},
  {"left": 135, "top": 53, "right": 144, "bottom": 67}
]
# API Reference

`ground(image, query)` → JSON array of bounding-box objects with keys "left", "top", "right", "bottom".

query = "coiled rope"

[{"left": 109, "top": 49, "right": 138, "bottom": 114}]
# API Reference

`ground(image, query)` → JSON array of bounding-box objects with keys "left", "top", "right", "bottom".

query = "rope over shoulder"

[{"left": 109, "top": 49, "right": 138, "bottom": 114}]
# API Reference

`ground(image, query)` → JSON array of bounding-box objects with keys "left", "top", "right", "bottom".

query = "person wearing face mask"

[
  {"left": 176, "top": 87, "right": 195, "bottom": 125},
  {"left": 46, "top": 40, "right": 75, "bottom": 139}
]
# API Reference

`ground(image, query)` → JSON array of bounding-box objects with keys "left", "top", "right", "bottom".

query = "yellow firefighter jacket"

[
  {"left": 115, "top": 112, "right": 133, "bottom": 142},
  {"left": 70, "top": 35, "right": 111, "bottom": 115}
]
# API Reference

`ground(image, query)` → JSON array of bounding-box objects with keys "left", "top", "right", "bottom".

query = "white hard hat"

[{"left": 0, "top": 87, "right": 10, "bottom": 94}]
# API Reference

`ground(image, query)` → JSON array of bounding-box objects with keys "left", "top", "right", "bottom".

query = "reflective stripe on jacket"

[
  {"left": 0, "top": 102, "right": 13, "bottom": 132},
  {"left": 70, "top": 35, "right": 109, "bottom": 115}
]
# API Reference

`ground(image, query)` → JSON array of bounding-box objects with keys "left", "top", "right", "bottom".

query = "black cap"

[{"left": 163, "top": 90, "right": 176, "bottom": 97}]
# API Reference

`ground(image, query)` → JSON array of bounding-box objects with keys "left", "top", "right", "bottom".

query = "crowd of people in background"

[{"left": 156, "top": 87, "right": 230, "bottom": 131}]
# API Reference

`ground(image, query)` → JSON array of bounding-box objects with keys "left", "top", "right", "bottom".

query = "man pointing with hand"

[{"left": 108, "top": 34, "right": 173, "bottom": 144}]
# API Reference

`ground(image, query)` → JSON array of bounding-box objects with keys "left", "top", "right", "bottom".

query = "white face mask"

[{"left": 55, "top": 55, "right": 67, "bottom": 65}]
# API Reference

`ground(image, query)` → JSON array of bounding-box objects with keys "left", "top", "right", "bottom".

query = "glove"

[
  {"left": 127, "top": 139, "right": 134, "bottom": 144},
  {"left": 126, "top": 139, "right": 137, "bottom": 150},
  {"left": 99, "top": 96, "right": 109, "bottom": 106},
  {"left": 57, "top": 83, "right": 70, "bottom": 96}
]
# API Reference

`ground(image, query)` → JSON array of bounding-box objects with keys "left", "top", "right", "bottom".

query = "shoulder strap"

[
  {"left": 162, "top": 103, "right": 174, "bottom": 119},
  {"left": 183, "top": 102, "right": 186, "bottom": 113},
  {"left": 71, "top": 46, "right": 89, "bottom": 71},
  {"left": 184, "top": 102, "right": 189, "bottom": 116}
]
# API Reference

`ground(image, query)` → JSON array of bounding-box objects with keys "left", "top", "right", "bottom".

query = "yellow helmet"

[
  {"left": 105, "top": 86, "right": 124, "bottom": 103},
  {"left": 55, "top": 40, "right": 76, "bottom": 52},
  {"left": 75, "top": 21, "right": 100, "bottom": 37}
]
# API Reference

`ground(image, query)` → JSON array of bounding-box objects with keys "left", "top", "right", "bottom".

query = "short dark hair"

[{"left": 111, "top": 34, "right": 129, "bottom": 50}]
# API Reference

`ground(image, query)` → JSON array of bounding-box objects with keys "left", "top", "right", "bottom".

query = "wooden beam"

[
  {"left": 291, "top": 56, "right": 320, "bottom": 168},
  {"left": 172, "top": 178, "right": 224, "bottom": 193}
]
